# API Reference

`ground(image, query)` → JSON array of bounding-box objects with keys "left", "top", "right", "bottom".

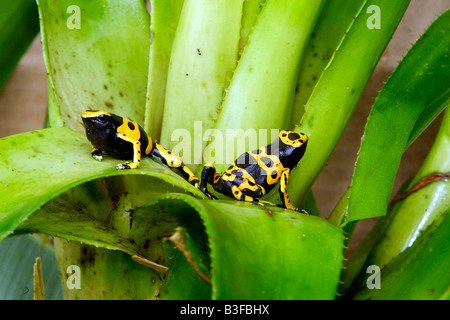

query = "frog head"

[{"left": 278, "top": 130, "right": 308, "bottom": 167}]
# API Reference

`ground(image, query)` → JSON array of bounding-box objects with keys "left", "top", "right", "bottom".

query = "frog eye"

[
  {"left": 288, "top": 132, "right": 300, "bottom": 141},
  {"left": 95, "top": 114, "right": 109, "bottom": 123}
]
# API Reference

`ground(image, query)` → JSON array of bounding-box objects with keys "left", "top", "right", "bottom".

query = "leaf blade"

[
  {"left": 145, "top": 194, "right": 344, "bottom": 300},
  {"left": 0, "top": 127, "right": 204, "bottom": 242},
  {"left": 283, "top": 0, "right": 411, "bottom": 207},
  {"left": 37, "top": 0, "right": 151, "bottom": 130},
  {"left": 346, "top": 9, "right": 450, "bottom": 223}
]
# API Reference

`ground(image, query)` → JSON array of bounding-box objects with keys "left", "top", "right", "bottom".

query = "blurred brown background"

[{"left": 0, "top": 1, "right": 448, "bottom": 250}]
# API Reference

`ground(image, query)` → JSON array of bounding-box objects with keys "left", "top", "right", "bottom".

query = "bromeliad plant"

[{"left": 0, "top": 0, "right": 449, "bottom": 300}]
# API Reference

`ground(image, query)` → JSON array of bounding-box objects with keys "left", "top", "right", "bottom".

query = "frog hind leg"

[
  {"left": 91, "top": 146, "right": 104, "bottom": 161},
  {"left": 152, "top": 143, "right": 200, "bottom": 187},
  {"left": 115, "top": 136, "right": 141, "bottom": 170}
]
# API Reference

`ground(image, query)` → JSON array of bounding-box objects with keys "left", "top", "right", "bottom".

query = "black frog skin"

[
  {"left": 199, "top": 130, "right": 308, "bottom": 213},
  {"left": 81, "top": 109, "right": 199, "bottom": 186}
]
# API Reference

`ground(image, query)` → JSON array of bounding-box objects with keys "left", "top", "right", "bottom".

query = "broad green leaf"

[
  {"left": 0, "top": 127, "right": 204, "bottom": 242},
  {"left": 352, "top": 211, "right": 450, "bottom": 300},
  {"left": 210, "top": 0, "right": 325, "bottom": 173},
  {"left": 53, "top": 192, "right": 211, "bottom": 300},
  {"left": 161, "top": 0, "right": 243, "bottom": 169},
  {"left": 144, "top": 0, "right": 184, "bottom": 140},
  {"left": 290, "top": 0, "right": 367, "bottom": 124},
  {"left": 202, "top": 200, "right": 343, "bottom": 299},
  {"left": 143, "top": 194, "right": 344, "bottom": 300},
  {"left": 346, "top": 9, "right": 450, "bottom": 223},
  {"left": 168, "top": 227, "right": 211, "bottom": 281},
  {"left": 0, "top": 0, "right": 39, "bottom": 92},
  {"left": 363, "top": 108, "right": 450, "bottom": 270},
  {"left": 53, "top": 239, "right": 162, "bottom": 300},
  {"left": 238, "top": 0, "right": 266, "bottom": 58},
  {"left": 15, "top": 197, "right": 142, "bottom": 256},
  {"left": 159, "top": 238, "right": 211, "bottom": 300},
  {"left": 340, "top": 107, "right": 450, "bottom": 296},
  {"left": 37, "top": 0, "right": 150, "bottom": 130},
  {"left": 282, "top": 0, "right": 411, "bottom": 207}
]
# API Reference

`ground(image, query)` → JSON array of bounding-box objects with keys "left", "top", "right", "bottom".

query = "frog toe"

[
  {"left": 116, "top": 163, "right": 129, "bottom": 170},
  {"left": 116, "top": 162, "right": 138, "bottom": 170},
  {"left": 92, "top": 154, "right": 103, "bottom": 161}
]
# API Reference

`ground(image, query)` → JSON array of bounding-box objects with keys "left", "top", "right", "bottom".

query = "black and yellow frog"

[
  {"left": 199, "top": 130, "right": 309, "bottom": 213},
  {"left": 81, "top": 110, "right": 199, "bottom": 187}
]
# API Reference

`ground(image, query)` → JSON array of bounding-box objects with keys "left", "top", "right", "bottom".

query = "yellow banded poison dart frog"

[
  {"left": 81, "top": 110, "right": 199, "bottom": 187},
  {"left": 199, "top": 130, "right": 309, "bottom": 213}
]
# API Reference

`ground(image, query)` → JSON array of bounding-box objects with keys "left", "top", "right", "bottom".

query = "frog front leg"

[
  {"left": 115, "top": 135, "right": 141, "bottom": 170},
  {"left": 151, "top": 143, "right": 199, "bottom": 187},
  {"left": 199, "top": 164, "right": 219, "bottom": 200},
  {"left": 229, "top": 184, "right": 276, "bottom": 209},
  {"left": 219, "top": 173, "right": 272, "bottom": 208},
  {"left": 91, "top": 146, "right": 104, "bottom": 161},
  {"left": 279, "top": 168, "right": 309, "bottom": 214}
]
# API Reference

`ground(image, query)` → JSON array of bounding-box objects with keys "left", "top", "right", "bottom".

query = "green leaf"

[
  {"left": 160, "top": 0, "right": 243, "bottom": 170},
  {"left": 144, "top": 194, "right": 344, "bottom": 300},
  {"left": 37, "top": 0, "right": 150, "bottom": 130},
  {"left": 346, "top": 9, "right": 450, "bottom": 223},
  {"left": 144, "top": 0, "right": 184, "bottom": 140},
  {"left": 15, "top": 197, "right": 142, "bottom": 256},
  {"left": 352, "top": 211, "right": 450, "bottom": 300},
  {"left": 0, "top": 0, "right": 39, "bottom": 92},
  {"left": 53, "top": 239, "right": 162, "bottom": 300},
  {"left": 238, "top": 0, "right": 266, "bottom": 58},
  {"left": 159, "top": 243, "right": 211, "bottom": 300},
  {"left": 168, "top": 227, "right": 211, "bottom": 282},
  {"left": 0, "top": 127, "right": 203, "bottom": 242},
  {"left": 363, "top": 109, "right": 450, "bottom": 270},
  {"left": 340, "top": 107, "right": 450, "bottom": 296},
  {"left": 210, "top": 0, "right": 325, "bottom": 173},
  {"left": 290, "top": 0, "right": 367, "bottom": 124},
  {"left": 283, "top": 0, "right": 411, "bottom": 207}
]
